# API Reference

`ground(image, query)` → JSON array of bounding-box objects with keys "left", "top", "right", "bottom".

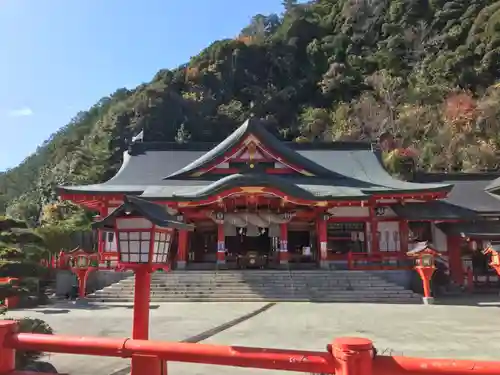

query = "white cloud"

[{"left": 7, "top": 107, "right": 33, "bottom": 117}]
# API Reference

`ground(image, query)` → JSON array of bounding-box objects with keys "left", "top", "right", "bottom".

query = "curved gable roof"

[
  {"left": 413, "top": 172, "right": 500, "bottom": 213},
  {"left": 486, "top": 176, "right": 500, "bottom": 193},
  {"left": 163, "top": 117, "right": 351, "bottom": 180},
  {"left": 141, "top": 173, "right": 369, "bottom": 201}
]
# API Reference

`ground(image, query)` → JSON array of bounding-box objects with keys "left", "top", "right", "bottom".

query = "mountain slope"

[{"left": 2, "top": 0, "right": 500, "bottom": 222}]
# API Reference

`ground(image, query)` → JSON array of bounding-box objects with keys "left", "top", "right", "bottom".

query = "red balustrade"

[{"left": 0, "top": 321, "right": 498, "bottom": 375}]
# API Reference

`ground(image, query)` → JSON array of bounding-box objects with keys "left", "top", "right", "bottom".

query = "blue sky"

[{"left": 0, "top": 0, "right": 287, "bottom": 171}]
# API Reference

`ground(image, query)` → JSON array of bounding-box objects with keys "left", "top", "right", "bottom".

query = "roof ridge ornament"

[
  {"left": 127, "top": 130, "right": 145, "bottom": 155},
  {"left": 131, "top": 130, "right": 144, "bottom": 143}
]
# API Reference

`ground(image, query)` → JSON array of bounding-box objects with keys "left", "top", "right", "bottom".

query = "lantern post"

[
  {"left": 61, "top": 248, "right": 99, "bottom": 299},
  {"left": 407, "top": 242, "right": 439, "bottom": 305},
  {"left": 92, "top": 195, "right": 194, "bottom": 375}
]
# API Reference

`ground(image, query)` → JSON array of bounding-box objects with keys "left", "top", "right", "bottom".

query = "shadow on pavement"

[
  {"left": 436, "top": 294, "right": 500, "bottom": 307},
  {"left": 41, "top": 301, "right": 161, "bottom": 311},
  {"left": 34, "top": 309, "right": 72, "bottom": 315},
  {"left": 108, "top": 302, "right": 277, "bottom": 375}
]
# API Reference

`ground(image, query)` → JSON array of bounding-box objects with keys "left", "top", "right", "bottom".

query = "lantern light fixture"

[
  {"left": 92, "top": 195, "right": 194, "bottom": 269},
  {"left": 420, "top": 253, "right": 434, "bottom": 268}
]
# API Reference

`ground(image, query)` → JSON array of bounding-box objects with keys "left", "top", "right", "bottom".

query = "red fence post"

[
  {"left": 131, "top": 355, "right": 166, "bottom": 375},
  {"left": 0, "top": 321, "right": 17, "bottom": 374},
  {"left": 330, "top": 337, "right": 373, "bottom": 375}
]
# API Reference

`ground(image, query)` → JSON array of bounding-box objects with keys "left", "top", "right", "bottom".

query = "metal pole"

[
  {"left": 130, "top": 267, "right": 164, "bottom": 375},
  {"left": 77, "top": 269, "right": 89, "bottom": 299},
  {"left": 132, "top": 267, "right": 151, "bottom": 340}
]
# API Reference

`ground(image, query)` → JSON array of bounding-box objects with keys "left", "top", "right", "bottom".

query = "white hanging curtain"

[
  {"left": 223, "top": 222, "right": 238, "bottom": 236},
  {"left": 207, "top": 211, "right": 295, "bottom": 228},
  {"left": 244, "top": 213, "right": 270, "bottom": 228},
  {"left": 225, "top": 213, "right": 249, "bottom": 227},
  {"left": 246, "top": 225, "right": 260, "bottom": 237},
  {"left": 258, "top": 212, "right": 295, "bottom": 224},
  {"left": 268, "top": 223, "right": 280, "bottom": 237}
]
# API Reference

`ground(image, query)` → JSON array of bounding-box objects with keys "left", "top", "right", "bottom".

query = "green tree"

[
  {"left": 299, "top": 107, "right": 331, "bottom": 140},
  {"left": 282, "top": 0, "right": 298, "bottom": 12},
  {"left": 2, "top": 0, "right": 500, "bottom": 218}
]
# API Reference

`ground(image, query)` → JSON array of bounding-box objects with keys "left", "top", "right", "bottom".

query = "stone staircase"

[{"left": 87, "top": 270, "right": 422, "bottom": 303}]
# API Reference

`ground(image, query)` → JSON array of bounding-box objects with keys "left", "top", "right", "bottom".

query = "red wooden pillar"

[
  {"left": 447, "top": 235, "right": 464, "bottom": 285},
  {"left": 398, "top": 220, "right": 409, "bottom": 253},
  {"left": 217, "top": 223, "right": 225, "bottom": 264},
  {"left": 97, "top": 205, "right": 107, "bottom": 256},
  {"left": 369, "top": 206, "right": 379, "bottom": 254},
  {"left": 318, "top": 215, "right": 328, "bottom": 268},
  {"left": 177, "top": 230, "right": 188, "bottom": 269},
  {"left": 279, "top": 223, "right": 289, "bottom": 264}
]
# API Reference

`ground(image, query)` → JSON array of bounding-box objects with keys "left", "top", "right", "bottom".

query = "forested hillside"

[{"left": 2, "top": 0, "right": 500, "bottom": 224}]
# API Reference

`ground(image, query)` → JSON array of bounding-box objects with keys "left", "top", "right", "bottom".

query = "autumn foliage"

[
  {"left": 443, "top": 92, "right": 477, "bottom": 130},
  {"left": 235, "top": 35, "right": 256, "bottom": 46},
  {"left": 185, "top": 66, "right": 200, "bottom": 81}
]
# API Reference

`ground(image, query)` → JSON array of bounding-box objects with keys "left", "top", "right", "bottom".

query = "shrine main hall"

[{"left": 58, "top": 118, "right": 500, "bottom": 284}]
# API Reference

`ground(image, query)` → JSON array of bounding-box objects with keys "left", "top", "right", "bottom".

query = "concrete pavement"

[{"left": 6, "top": 298, "right": 500, "bottom": 375}]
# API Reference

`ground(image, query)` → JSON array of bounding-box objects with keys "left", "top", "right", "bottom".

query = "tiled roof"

[{"left": 57, "top": 119, "right": 451, "bottom": 200}]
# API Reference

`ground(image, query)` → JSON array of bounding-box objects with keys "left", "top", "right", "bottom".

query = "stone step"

[
  {"left": 94, "top": 290, "right": 413, "bottom": 296},
  {"left": 113, "top": 283, "right": 398, "bottom": 290},
  {"left": 145, "top": 274, "right": 388, "bottom": 278},
  {"left": 142, "top": 279, "right": 388, "bottom": 285},
  {"left": 87, "top": 295, "right": 421, "bottom": 303},
  {"left": 147, "top": 273, "right": 384, "bottom": 277},
  {"left": 106, "top": 288, "right": 404, "bottom": 295},
  {"left": 115, "top": 279, "right": 398, "bottom": 285},
  {"left": 140, "top": 277, "right": 389, "bottom": 282},
  {"left": 103, "top": 285, "right": 406, "bottom": 294},
  {"left": 158, "top": 271, "right": 378, "bottom": 274},
  {"left": 147, "top": 276, "right": 382, "bottom": 279},
  {"left": 89, "top": 270, "right": 418, "bottom": 303},
  {"left": 149, "top": 274, "right": 380, "bottom": 277},
  {"left": 91, "top": 286, "right": 418, "bottom": 294},
  {"left": 146, "top": 280, "right": 388, "bottom": 284},
  {"left": 95, "top": 295, "right": 416, "bottom": 302}
]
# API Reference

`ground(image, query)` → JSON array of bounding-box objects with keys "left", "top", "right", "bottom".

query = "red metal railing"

[{"left": 0, "top": 321, "right": 499, "bottom": 375}]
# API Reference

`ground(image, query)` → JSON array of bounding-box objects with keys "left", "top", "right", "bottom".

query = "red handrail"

[
  {"left": 6, "top": 333, "right": 335, "bottom": 373},
  {"left": 5, "top": 332, "right": 500, "bottom": 375},
  {"left": 373, "top": 356, "right": 500, "bottom": 375}
]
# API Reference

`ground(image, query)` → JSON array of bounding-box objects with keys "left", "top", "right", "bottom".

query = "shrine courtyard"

[{"left": 6, "top": 299, "right": 500, "bottom": 375}]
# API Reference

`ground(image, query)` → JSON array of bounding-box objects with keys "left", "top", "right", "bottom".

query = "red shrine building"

[{"left": 58, "top": 118, "right": 500, "bottom": 286}]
